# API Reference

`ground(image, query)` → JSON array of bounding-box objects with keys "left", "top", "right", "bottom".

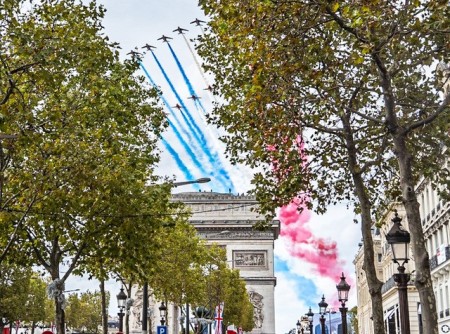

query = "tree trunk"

[
  {"left": 342, "top": 113, "right": 385, "bottom": 334},
  {"left": 99, "top": 279, "right": 108, "bottom": 334},
  {"left": 55, "top": 296, "right": 65, "bottom": 334},
  {"left": 126, "top": 282, "right": 132, "bottom": 334},
  {"left": 392, "top": 132, "right": 438, "bottom": 334},
  {"left": 353, "top": 173, "right": 385, "bottom": 334}
]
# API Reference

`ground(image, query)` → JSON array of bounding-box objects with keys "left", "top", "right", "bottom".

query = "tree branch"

[
  {"left": 0, "top": 194, "right": 38, "bottom": 264},
  {"left": 324, "top": 5, "right": 368, "bottom": 44},
  {"left": 406, "top": 92, "right": 450, "bottom": 133}
]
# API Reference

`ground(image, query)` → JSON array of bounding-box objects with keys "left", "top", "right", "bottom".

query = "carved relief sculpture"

[
  {"left": 249, "top": 291, "right": 264, "bottom": 328},
  {"left": 233, "top": 251, "right": 267, "bottom": 268},
  {"left": 132, "top": 287, "right": 143, "bottom": 330}
]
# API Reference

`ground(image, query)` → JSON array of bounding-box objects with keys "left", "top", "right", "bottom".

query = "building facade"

[
  {"left": 128, "top": 191, "right": 279, "bottom": 334},
  {"left": 353, "top": 205, "right": 420, "bottom": 334},
  {"left": 416, "top": 174, "right": 450, "bottom": 333},
  {"left": 173, "top": 191, "right": 280, "bottom": 334}
]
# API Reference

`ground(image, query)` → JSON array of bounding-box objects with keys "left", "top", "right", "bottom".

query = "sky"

[{"left": 66, "top": 1, "right": 362, "bottom": 333}]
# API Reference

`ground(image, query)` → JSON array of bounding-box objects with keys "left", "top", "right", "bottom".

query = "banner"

[{"left": 214, "top": 303, "right": 225, "bottom": 334}]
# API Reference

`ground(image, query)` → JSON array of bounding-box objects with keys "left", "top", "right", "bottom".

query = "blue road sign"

[{"left": 157, "top": 326, "right": 167, "bottom": 334}]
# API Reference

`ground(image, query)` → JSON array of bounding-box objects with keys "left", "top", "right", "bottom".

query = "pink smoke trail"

[{"left": 271, "top": 136, "right": 352, "bottom": 305}]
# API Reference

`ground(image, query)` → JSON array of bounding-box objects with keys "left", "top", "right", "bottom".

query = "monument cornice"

[
  {"left": 193, "top": 220, "right": 280, "bottom": 240},
  {"left": 243, "top": 277, "right": 277, "bottom": 286}
]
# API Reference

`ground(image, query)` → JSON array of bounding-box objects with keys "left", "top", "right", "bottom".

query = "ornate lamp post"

[
  {"left": 306, "top": 307, "right": 314, "bottom": 334},
  {"left": 336, "top": 273, "right": 350, "bottom": 334},
  {"left": 386, "top": 210, "right": 411, "bottom": 334},
  {"left": 116, "top": 287, "right": 127, "bottom": 333},
  {"left": 318, "top": 295, "right": 328, "bottom": 334},
  {"left": 159, "top": 302, "right": 167, "bottom": 326},
  {"left": 296, "top": 319, "right": 302, "bottom": 334}
]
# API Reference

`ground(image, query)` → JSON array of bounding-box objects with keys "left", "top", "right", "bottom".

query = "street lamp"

[
  {"left": 386, "top": 210, "right": 411, "bottom": 334},
  {"left": 336, "top": 273, "right": 350, "bottom": 334},
  {"left": 159, "top": 302, "right": 167, "bottom": 326},
  {"left": 172, "top": 177, "right": 211, "bottom": 187},
  {"left": 296, "top": 319, "right": 302, "bottom": 334},
  {"left": 318, "top": 295, "right": 328, "bottom": 334},
  {"left": 116, "top": 287, "right": 127, "bottom": 333},
  {"left": 306, "top": 307, "right": 314, "bottom": 334}
]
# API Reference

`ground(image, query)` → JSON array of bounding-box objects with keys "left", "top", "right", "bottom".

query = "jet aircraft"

[
  {"left": 142, "top": 44, "right": 156, "bottom": 51},
  {"left": 190, "top": 18, "right": 206, "bottom": 26},
  {"left": 157, "top": 35, "right": 173, "bottom": 43},
  {"left": 172, "top": 103, "right": 183, "bottom": 111},
  {"left": 188, "top": 95, "right": 201, "bottom": 101},
  {"left": 173, "top": 27, "right": 188, "bottom": 34},
  {"left": 127, "top": 50, "right": 143, "bottom": 60}
]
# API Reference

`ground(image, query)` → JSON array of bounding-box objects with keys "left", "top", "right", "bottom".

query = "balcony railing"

[
  {"left": 381, "top": 276, "right": 415, "bottom": 294},
  {"left": 429, "top": 246, "right": 450, "bottom": 271}
]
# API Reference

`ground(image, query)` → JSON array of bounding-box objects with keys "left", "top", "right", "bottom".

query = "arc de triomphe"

[{"left": 128, "top": 191, "right": 279, "bottom": 334}]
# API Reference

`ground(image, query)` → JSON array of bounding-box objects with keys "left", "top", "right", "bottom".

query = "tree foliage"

[
  {"left": 141, "top": 222, "right": 255, "bottom": 331},
  {"left": 197, "top": 1, "right": 449, "bottom": 333},
  {"left": 0, "top": 262, "right": 32, "bottom": 328},
  {"left": 0, "top": 0, "right": 171, "bottom": 333},
  {"left": 65, "top": 291, "right": 105, "bottom": 334}
]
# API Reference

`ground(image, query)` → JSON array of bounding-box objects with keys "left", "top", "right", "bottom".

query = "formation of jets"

[
  {"left": 133, "top": 19, "right": 205, "bottom": 57},
  {"left": 128, "top": 20, "right": 209, "bottom": 113}
]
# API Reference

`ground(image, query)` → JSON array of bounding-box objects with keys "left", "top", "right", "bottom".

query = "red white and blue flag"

[{"left": 214, "top": 303, "right": 225, "bottom": 334}]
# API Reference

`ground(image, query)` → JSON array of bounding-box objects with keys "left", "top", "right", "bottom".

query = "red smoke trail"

[
  {"left": 273, "top": 138, "right": 352, "bottom": 305},
  {"left": 279, "top": 201, "right": 345, "bottom": 279},
  {"left": 279, "top": 201, "right": 352, "bottom": 308}
]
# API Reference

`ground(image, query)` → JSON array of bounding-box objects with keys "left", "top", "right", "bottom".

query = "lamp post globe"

[
  {"left": 386, "top": 210, "right": 411, "bottom": 268},
  {"left": 306, "top": 307, "right": 314, "bottom": 334},
  {"left": 336, "top": 273, "right": 350, "bottom": 334},
  {"left": 296, "top": 319, "right": 301, "bottom": 334},
  {"left": 318, "top": 296, "right": 328, "bottom": 334},
  {"left": 386, "top": 210, "right": 411, "bottom": 334},
  {"left": 116, "top": 287, "right": 127, "bottom": 333},
  {"left": 159, "top": 302, "right": 168, "bottom": 326}
]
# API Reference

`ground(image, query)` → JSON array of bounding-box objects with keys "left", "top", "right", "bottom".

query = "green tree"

[
  {"left": 197, "top": 1, "right": 449, "bottom": 333},
  {"left": 0, "top": 262, "right": 32, "bottom": 333},
  {"left": 65, "top": 291, "right": 104, "bottom": 334},
  {"left": 22, "top": 275, "right": 51, "bottom": 334},
  {"left": 348, "top": 306, "right": 358, "bottom": 334},
  {"left": 0, "top": 1, "right": 169, "bottom": 334}
]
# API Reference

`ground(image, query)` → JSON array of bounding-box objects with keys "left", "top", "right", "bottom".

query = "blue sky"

[{"left": 65, "top": 1, "right": 362, "bottom": 333}]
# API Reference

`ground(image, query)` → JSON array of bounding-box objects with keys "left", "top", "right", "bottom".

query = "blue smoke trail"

[
  {"left": 166, "top": 44, "right": 236, "bottom": 193},
  {"left": 161, "top": 139, "right": 200, "bottom": 190},
  {"left": 140, "top": 63, "right": 198, "bottom": 146},
  {"left": 149, "top": 51, "right": 234, "bottom": 192},
  {"left": 167, "top": 43, "right": 208, "bottom": 113},
  {"left": 140, "top": 62, "right": 213, "bottom": 181},
  {"left": 150, "top": 51, "right": 206, "bottom": 144}
]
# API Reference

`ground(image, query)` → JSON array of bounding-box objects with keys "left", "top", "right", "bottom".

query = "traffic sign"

[{"left": 157, "top": 326, "right": 167, "bottom": 334}]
